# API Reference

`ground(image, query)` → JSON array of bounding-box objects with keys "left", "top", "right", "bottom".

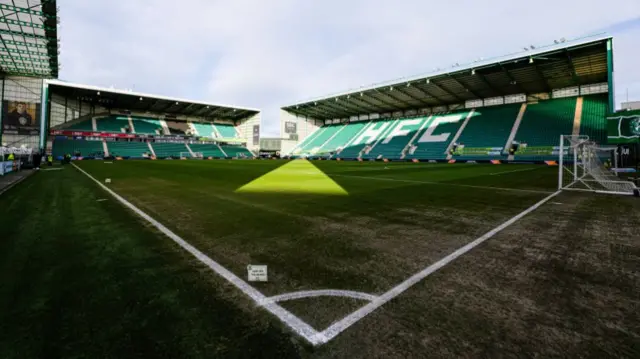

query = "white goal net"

[
  {"left": 559, "top": 135, "right": 638, "bottom": 196},
  {"left": 180, "top": 152, "right": 203, "bottom": 159}
]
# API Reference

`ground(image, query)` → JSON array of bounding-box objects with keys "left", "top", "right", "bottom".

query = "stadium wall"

[
  {"left": 236, "top": 112, "right": 261, "bottom": 151},
  {"left": 279, "top": 109, "right": 323, "bottom": 146}
]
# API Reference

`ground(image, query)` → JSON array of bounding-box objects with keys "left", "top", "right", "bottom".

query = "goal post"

[
  {"left": 180, "top": 152, "right": 203, "bottom": 159},
  {"left": 558, "top": 135, "right": 639, "bottom": 196}
]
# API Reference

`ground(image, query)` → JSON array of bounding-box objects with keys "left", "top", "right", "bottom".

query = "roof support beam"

[
  {"left": 352, "top": 94, "right": 390, "bottom": 111},
  {"left": 474, "top": 72, "right": 505, "bottom": 96},
  {"left": 393, "top": 84, "right": 434, "bottom": 107},
  {"left": 563, "top": 49, "right": 581, "bottom": 86},
  {"left": 332, "top": 97, "right": 372, "bottom": 114},
  {"left": 532, "top": 63, "right": 552, "bottom": 93},
  {"left": 319, "top": 100, "right": 357, "bottom": 118},
  {"left": 429, "top": 81, "right": 463, "bottom": 102},
  {"left": 498, "top": 62, "right": 526, "bottom": 93},
  {"left": 370, "top": 90, "right": 412, "bottom": 108},
  {"left": 447, "top": 74, "right": 481, "bottom": 98},
  {"left": 344, "top": 97, "right": 379, "bottom": 113},
  {"left": 410, "top": 84, "right": 447, "bottom": 103},
  {"left": 298, "top": 104, "right": 335, "bottom": 119}
]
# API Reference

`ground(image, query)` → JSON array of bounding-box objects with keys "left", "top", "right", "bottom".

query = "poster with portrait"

[{"left": 2, "top": 101, "right": 41, "bottom": 135}]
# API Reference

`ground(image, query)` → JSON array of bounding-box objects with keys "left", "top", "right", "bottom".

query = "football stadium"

[{"left": 1, "top": 1, "right": 639, "bottom": 358}]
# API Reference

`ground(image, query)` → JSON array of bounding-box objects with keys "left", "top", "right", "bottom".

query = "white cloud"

[{"left": 59, "top": 0, "right": 640, "bottom": 136}]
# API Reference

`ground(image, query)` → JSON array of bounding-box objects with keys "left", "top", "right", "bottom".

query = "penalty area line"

[
  {"left": 70, "top": 163, "right": 323, "bottom": 345},
  {"left": 315, "top": 189, "right": 562, "bottom": 344}
]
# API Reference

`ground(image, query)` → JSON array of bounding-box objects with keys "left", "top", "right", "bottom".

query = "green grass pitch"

[{"left": 1, "top": 159, "right": 638, "bottom": 358}]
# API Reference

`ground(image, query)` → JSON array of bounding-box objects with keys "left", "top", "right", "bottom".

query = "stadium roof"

[
  {"left": 283, "top": 34, "right": 612, "bottom": 119},
  {"left": 46, "top": 79, "right": 260, "bottom": 121},
  {"left": 0, "top": 0, "right": 59, "bottom": 78}
]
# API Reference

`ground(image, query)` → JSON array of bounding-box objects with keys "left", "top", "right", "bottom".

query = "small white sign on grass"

[
  {"left": 247, "top": 265, "right": 268, "bottom": 282},
  {"left": 105, "top": 178, "right": 111, "bottom": 183}
]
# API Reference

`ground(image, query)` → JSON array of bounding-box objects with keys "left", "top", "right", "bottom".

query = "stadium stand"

[
  {"left": 513, "top": 97, "right": 577, "bottom": 158},
  {"left": 132, "top": 117, "right": 163, "bottom": 135},
  {"left": 52, "top": 139, "right": 104, "bottom": 158},
  {"left": 66, "top": 119, "right": 94, "bottom": 131},
  {"left": 192, "top": 122, "right": 216, "bottom": 138},
  {"left": 405, "top": 112, "right": 469, "bottom": 160},
  {"left": 455, "top": 104, "right": 520, "bottom": 156},
  {"left": 190, "top": 143, "right": 226, "bottom": 158},
  {"left": 338, "top": 120, "right": 391, "bottom": 159},
  {"left": 151, "top": 143, "right": 188, "bottom": 158},
  {"left": 213, "top": 123, "right": 238, "bottom": 138},
  {"left": 363, "top": 118, "right": 423, "bottom": 160},
  {"left": 107, "top": 141, "right": 150, "bottom": 158},
  {"left": 317, "top": 121, "right": 368, "bottom": 157},
  {"left": 580, "top": 94, "right": 609, "bottom": 144},
  {"left": 221, "top": 145, "right": 253, "bottom": 158},
  {"left": 299, "top": 124, "right": 343, "bottom": 154},
  {"left": 97, "top": 116, "right": 130, "bottom": 133}
]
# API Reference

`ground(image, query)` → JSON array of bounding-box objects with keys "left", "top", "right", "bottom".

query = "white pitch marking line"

[
  {"left": 331, "top": 174, "right": 553, "bottom": 194},
  {"left": 96, "top": 198, "right": 108, "bottom": 202},
  {"left": 489, "top": 167, "right": 542, "bottom": 176},
  {"left": 71, "top": 163, "right": 323, "bottom": 345},
  {"left": 260, "top": 290, "right": 378, "bottom": 305},
  {"left": 315, "top": 190, "right": 562, "bottom": 344},
  {"left": 41, "top": 168, "right": 63, "bottom": 171}
]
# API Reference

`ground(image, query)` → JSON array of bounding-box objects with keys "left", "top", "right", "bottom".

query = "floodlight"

[
  {"left": 389, "top": 86, "right": 393, "bottom": 91},
  {"left": 406, "top": 82, "right": 411, "bottom": 87},
  {"left": 97, "top": 91, "right": 100, "bottom": 95},
  {"left": 426, "top": 79, "right": 430, "bottom": 84},
  {"left": 529, "top": 57, "right": 534, "bottom": 64},
  {"left": 471, "top": 69, "right": 475, "bottom": 75},
  {"left": 139, "top": 97, "right": 143, "bottom": 101},
  {"left": 175, "top": 102, "right": 179, "bottom": 105}
]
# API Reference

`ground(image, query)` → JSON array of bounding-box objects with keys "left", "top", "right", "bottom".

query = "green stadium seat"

[
  {"left": 107, "top": 141, "right": 150, "bottom": 158},
  {"left": 52, "top": 139, "right": 104, "bottom": 158},
  {"left": 213, "top": 124, "right": 237, "bottom": 138},
  {"left": 405, "top": 112, "right": 469, "bottom": 160},
  {"left": 221, "top": 145, "right": 253, "bottom": 158},
  {"left": 580, "top": 94, "right": 609, "bottom": 144},
  {"left": 454, "top": 104, "right": 520, "bottom": 159},
  {"left": 363, "top": 117, "right": 426, "bottom": 160},
  {"left": 190, "top": 143, "right": 226, "bottom": 158},
  {"left": 192, "top": 123, "right": 216, "bottom": 138},
  {"left": 338, "top": 119, "right": 393, "bottom": 159},
  {"left": 132, "top": 118, "right": 163, "bottom": 135},
  {"left": 298, "top": 124, "right": 343, "bottom": 154},
  {"left": 317, "top": 121, "right": 368, "bottom": 157},
  {"left": 151, "top": 143, "right": 188, "bottom": 158},
  {"left": 97, "top": 116, "right": 130, "bottom": 133}
]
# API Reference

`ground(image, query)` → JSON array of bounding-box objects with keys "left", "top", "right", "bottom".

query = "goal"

[
  {"left": 558, "top": 135, "right": 639, "bottom": 196},
  {"left": 180, "top": 152, "right": 203, "bottom": 159}
]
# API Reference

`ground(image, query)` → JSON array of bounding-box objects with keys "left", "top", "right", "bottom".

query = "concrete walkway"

[{"left": 0, "top": 169, "right": 35, "bottom": 196}]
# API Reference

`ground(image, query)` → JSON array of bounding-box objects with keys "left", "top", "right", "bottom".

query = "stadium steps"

[
  {"left": 505, "top": 103, "right": 527, "bottom": 160},
  {"left": 185, "top": 143, "right": 196, "bottom": 157},
  {"left": 102, "top": 140, "right": 109, "bottom": 157},
  {"left": 572, "top": 97, "right": 584, "bottom": 136},
  {"left": 301, "top": 125, "right": 341, "bottom": 155},
  {"left": 320, "top": 121, "right": 368, "bottom": 158},
  {"left": 289, "top": 126, "right": 322, "bottom": 155},
  {"left": 217, "top": 144, "right": 228, "bottom": 157},
  {"left": 147, "top": 142, "right": 156, "bottom": 157},
  {"left": 362, "top": 118, "right": 400, "bottom": 159},
  {"left": 445, "top": 110, "right": 476, "bottom": 160},
  {"left": 52, "top": 139, "right": 105, "bottom": 158},
  {"left": 340, "top": 120, "right": 392, "bottom": 159},
  {"left": 190, "top": 143, "right": 226, "bottom": 158},
  {"left": 579, "top": 94, "right": 609, "bottom": 144},
  {"left": 160, "top": 119, "right": 170, "bottom": 135},
  {"left": 401, "top": 115, "right": 432, "bottom": 159},
  {"left": 128, "top": 117, "right": 136, "bottom": 133},
  {"left": 314, "top": 124, "right": 346, "bottom": 156},
  {"left": 512, "top": 97, "right": 577, "bottom": 160},
  {"left": 405, "top": 112, "right": 469, "bottom": 160}
]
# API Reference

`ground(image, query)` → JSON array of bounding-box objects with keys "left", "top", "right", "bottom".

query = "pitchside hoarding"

[{"left": 607, "top": 111, "right": 640, "bottom": 144}]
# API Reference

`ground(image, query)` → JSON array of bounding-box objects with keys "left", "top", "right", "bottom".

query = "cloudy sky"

[{"left": 58, "top": 1, "right": 640, "bottom": 136}]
